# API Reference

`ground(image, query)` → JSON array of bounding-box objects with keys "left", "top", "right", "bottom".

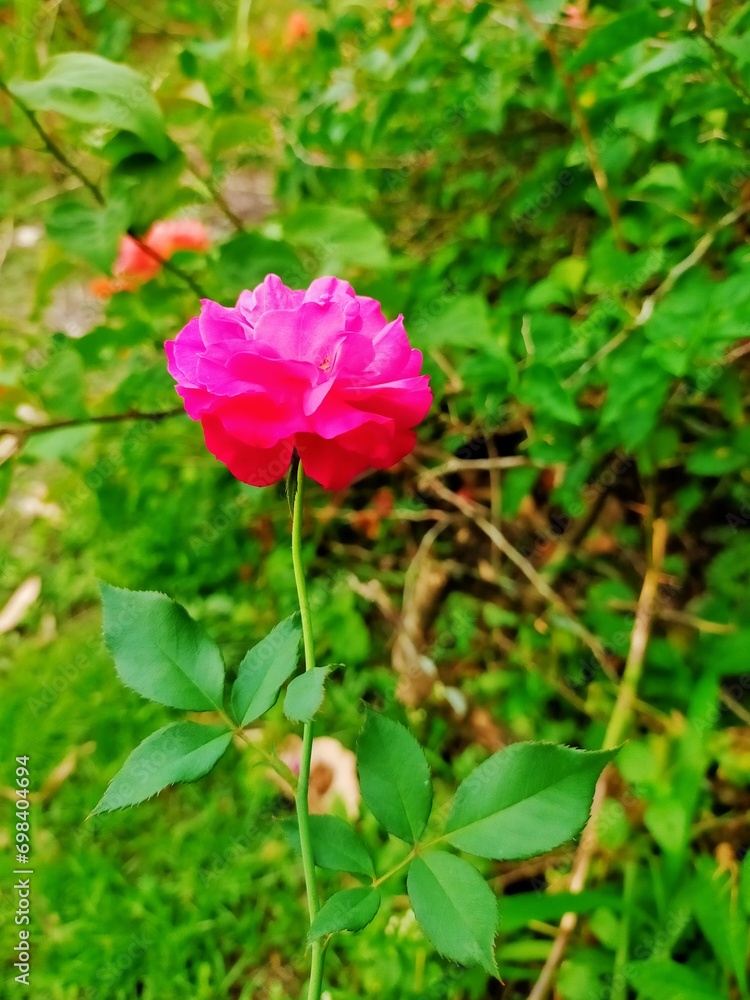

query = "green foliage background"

[{"left": 1, "top": 0, "right": 750, "bottom": 997}]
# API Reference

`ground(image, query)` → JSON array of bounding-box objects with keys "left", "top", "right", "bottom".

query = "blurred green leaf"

[
  {"left": 0, "top": 460, "right": 13, "bottom": 509},
  {"left": 519, "top": 365, "right": 583, "bottom": 426},
  {"left": 625, "top": 960, "right": 725, "bottom": 1000},
  {"left": 108, "top": 147, "right": 186, "bottom": 231},
  {"left": 217, "top": 233, "right": 303, "bottom": 299},
  {"left": 46, "top": 199, "right": 129, "bottom": 271},
  {"left": 569, "top": 9, "right": 665, "bottom": 69},
  {"left": 621, "top": 38, "right": 708, "bottom": 88},
  {"left": 283, "top": 204, "right": 390, "bottom": 271},
  {"left": 417, "top": 294, "right": 493, "bottom": 349},
  {"left": 10, "top": 53, "right": 168, "bottom": 157},
  {"left": 687, "top": 428, "right": 750, "bottom": 475},
  {"left": 692, "top": 858, "right": 750, "bottom": 995},
  {"left": 498, "top": 890, "right": 622, "bottom": 933}
]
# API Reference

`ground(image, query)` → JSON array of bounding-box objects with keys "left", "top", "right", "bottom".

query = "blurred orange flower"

[
  {"left": 284, "top": 11, "right": 312, "bottom": 48},
  {"left": 391, "top": 9, "right": 414, "bottom": 29},
  {"left": 91, "top": 219, "right": 210, "bottom": 297},
  {"left": 562, "top": 4, "right": 587, "bottom": 28}
]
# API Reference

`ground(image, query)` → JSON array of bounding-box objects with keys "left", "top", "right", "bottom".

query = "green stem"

[
  {"left": 611, "top": 860, "right": 636, "bottom": 1000},
  {"left": 372, "top": 848, "right": 416, "bottom": 888},
  {"left": 291, "top": 459, "right": 325, "bottom": 1000}
]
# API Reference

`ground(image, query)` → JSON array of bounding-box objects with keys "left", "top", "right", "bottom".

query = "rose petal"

[
  {"left": 296, "top": 423, "right": 416, "bottom": 489},
  {"left": 203, "top": 416, "right": 294, "bottom": 486}
]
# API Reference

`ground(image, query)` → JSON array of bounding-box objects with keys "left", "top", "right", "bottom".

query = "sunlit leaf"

[
  {"left": 10, "top": 53, "right": 168, "bottom": 156},
  {"left": 444, "top": 742, "right": 616, "bottom": 860}
]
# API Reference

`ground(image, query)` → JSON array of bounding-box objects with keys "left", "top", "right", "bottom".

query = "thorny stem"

[{"left": 290, "top": 459, "right": 325, "bottom": 1000}]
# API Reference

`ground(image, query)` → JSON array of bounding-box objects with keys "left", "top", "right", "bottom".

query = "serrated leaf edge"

[
  {"left": 100, "top": 583, "right": 226, "bottom": 713},
  {"left": 90, "top": 722, "right": 232, "bottom": 817}
]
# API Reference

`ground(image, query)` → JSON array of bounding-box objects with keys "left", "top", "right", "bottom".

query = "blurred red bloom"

[
  {"left": 562, "top": 4, "right": 587, "bottom": 28},
  {"left": 91, "top": 219, "right": 210, "bottom": 297},
  {"left": 391, "top": 9, "right": 414, "bottom": 29},
  {"left": 284, "top": 11, "right": 312, "bottom": 48}
]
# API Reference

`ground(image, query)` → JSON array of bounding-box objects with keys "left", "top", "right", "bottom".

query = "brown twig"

[
  {"left": 605, "top": 599, "right": 736, "bottom": 635},
  {"left": 541, "top": 452, "right": 624, "bottom": 580},
  {"left": 1, "top": 79, "right": 206, "bottom": 298},
  {"left": 493, "top": 849, "right": 576, "bottom": 890},
  {"left": 691, "top": 808, "right": 750, "bottom": 840},
  {"left": 527, "top": 518, "right": 668, "bottom": 1000},
  {"left": 719, "top": 689, "right": 750, "bottom": 727},
  {"left": 517, "top": 647, "right": 597, "bottom": 719},
  {"left": 187, "top": 165, "right": 246, "bottom": 234},
  {"left": 417, "top": 464, "right": 618, "bottom": 682},
  {"left": 567, "top": 201, "right": 750, "bottom": 385},
  {"left": 126, "top": 230, "right": 206, "bottom": 298},
  {"left": 0, "top": 407, "right": 184, "bottom": 443},
  {"left": 517, "top": 1, "right": 625, "bottom": 248},
  {"left": 419, "top": 455, "right": 533, "bottom": 481},
  {"left": 486, "top": 436, "right": 503, "bottom": 574},
  {"left": 692, "top": 7, "right": 750, "bottom": 108}
]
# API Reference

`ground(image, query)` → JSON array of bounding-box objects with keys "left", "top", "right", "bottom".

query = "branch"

[
  {"left": 0, "top": 78, "right": 105, "bottom": 206},
  {"left": 126, "top": 233, "right": 206, "bottom": 299},
  {"left": 605, "top": 599, "right": 736, "bottom": 635},
  {"left": 417, "top": 464, "right": 619, "bottom": 682},
  {"left": 187, "top": 166, "right": 246, "bottom": 234},
  {"left": 527, "top": 518, "right": 668, "bottom": 1000},
  {"left": 692, "top": 8, "right": 750, "bottom": 108},
  {"left": 0, "top": 407, "right": 184, "bottom": 443},
  {"left": 0, "top": 79, "right": 206, "bottom": 298},
  {"left": 540, "top": 451, "right": 624, "bottom": 580},
  {"left": 567, "top": 200, "right": 750, "bottom": 385},
  {"left": 517, "top": 1, "right": 625, "bottom": 249},
  {"left": 719, "top": 688, "right": 750, "bottom": 726},
  {"left": 419, "top": 455, "right": 534, "bottom": 481},
  {"left": 486, "top": 434, "right": 503, "bottom": 574}
]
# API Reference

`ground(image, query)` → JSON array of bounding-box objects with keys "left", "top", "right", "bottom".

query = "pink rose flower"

[{"left": 165, "top": 274, "right": 432, "bottom": 490}]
